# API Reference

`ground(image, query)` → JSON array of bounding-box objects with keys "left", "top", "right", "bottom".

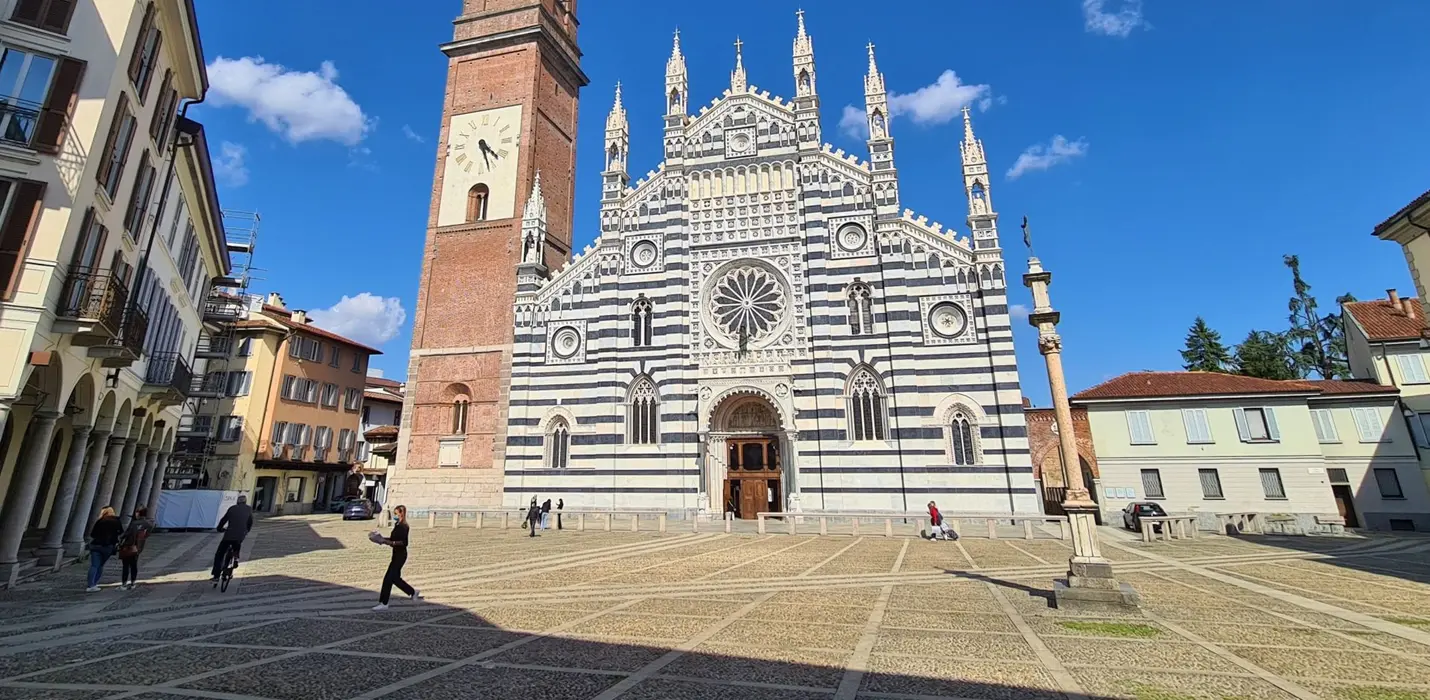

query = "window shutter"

[
  {"left": 1126, "top": 411, "right": 1154, "bottom": 445},
  {"left": 1311, "top": 409, "right": 1338, "bottom": 442},
  {"left": 35, "top": 57, "right": 84, "bottom": 154},
  {"left": 148, "top": 70, "right": 172, "bottom": 141},
  {"left": 96, "top": 95, "right": 126, "bottom": 193},
  {"left": 1397, "top": 355, "right": 1429, "bottom": 383},
  {"left": 128, "top": 5, "right": 153, "bottom": 83},
  {"left": 1233, "top": 408, "right": 1250, "bottom": 442},
  {"left": 1374, "top": 468, "right": 1404, "bottom": 498},
  {"left": 1181, "top": 409, "right": 1211, "bottom": 443},
  {"left": 0, "top": 181, "right": 46, "bottom": 300},
  {"left": 1352, "top": 407, "right": 1384, "bottom": 442},
  {"left": 10, "top": 0, "right": 44, "bottom": 24},
  {"left": 1264, "top": 407, "right": 1280, "bottom": 441}
]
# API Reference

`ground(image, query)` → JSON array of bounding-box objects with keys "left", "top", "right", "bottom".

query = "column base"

[
  {"left": 0, "top": 560, "right": 36, "bottom": 588},
  {"left": 63, "top": 541, "right": 87, "bottom": 558},
  {"left": 34, "top": 547, "right": 69, "bottom": 567},
  {"left": 1053, "top": 557, "right": 1140, "bottom": 612}
]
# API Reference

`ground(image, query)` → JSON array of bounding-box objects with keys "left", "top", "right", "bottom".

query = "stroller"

[{"left": 925, "top": 502, "right": 959, "bottom": 541}]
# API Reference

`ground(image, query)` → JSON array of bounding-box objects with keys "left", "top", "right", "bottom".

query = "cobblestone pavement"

[{"left": 1, "top": 516, "right": 1428, "bottom": 700}]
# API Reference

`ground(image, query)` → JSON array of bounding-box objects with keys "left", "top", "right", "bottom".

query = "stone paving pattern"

[{"left": 0, "top": 515, "right": 1428, "bottom": 699}]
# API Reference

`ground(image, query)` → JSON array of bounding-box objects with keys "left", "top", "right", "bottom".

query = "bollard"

[
  {"left": 452, "top": 512, "right": 460, "bottom": 529},
  {"left": 725, "top": 514, "right": 732, "bottom": 533},
  {"left": 986, "top": 519, "right": 997, "bottom": 539},
  {"left": 884, "top": 518, "right": 893, "bottom": 538},
  {"left": 757, "top": 516, "right": 766, "bottom": 535},
  {"left": 788, "top": 516, "right": 796, "bottom": 535},
  {"left": 630, "top": 514, "right": 639, "bottom": 532},
  {"left": 475, "top": 512, "right": 484, "bottom": 529},
  {"left": 1023, "top": 519, "right": 1034, "bottom": 540},
  {"left": 578, "top": 513, "right": 586, "bottom": 532},
  {"left": 659, "top": 513, "right": 667, "bottom": 533},
  {"left": 428, "top": 512, "right": 436, "bottom": 529},
  {"left": 1058, "top": 519, "right": 1071, "bottom": 541},
  {"left": 692, "top": 516, "right": 699, "bottom": 533},
  {"left": 502, "top": 511, "right": 510, "bottom": 530},
  {"left": 819, "top": 516, "right": 828, "bottom": 536},
  {"left": 851, "top": 518, "right": 859, "bottom": 537},
  {"left": 605, "top": 513, "right": 612, "bottom": 532},
  {"left": 1141, "top": 520, "right": 1153, "bottom": 543},
  {"left": 915, "top": 517, "right": 925, "bottom": 537}
]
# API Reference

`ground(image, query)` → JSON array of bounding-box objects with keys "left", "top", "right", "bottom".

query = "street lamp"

[{"left": 1020, "top": 219, "right": 1139, "bottom": 611}]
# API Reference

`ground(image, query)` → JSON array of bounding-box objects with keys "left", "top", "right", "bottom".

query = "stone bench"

[
  {"left": 1139, "top": 515, "right": 1200, "bottom": 542},
  {"left": 1216, "top": 512, "right": 1263, "bottom": 535}
]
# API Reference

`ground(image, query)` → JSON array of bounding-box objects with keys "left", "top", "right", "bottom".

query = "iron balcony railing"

[
  {"left": 144, "top": 351, "right": 193, "bottom": 398},
  {"left": 58, "top": 267, "right": 127, "bottom": 332},
  {"left": 203, "top": 296, "right": 246, "bottom": 320},
  {"left": 0, "top": 97, "right": 67, "bottom": 153},
  {"left": 119, "top": 306, "right": 148, "bottom": 358}
]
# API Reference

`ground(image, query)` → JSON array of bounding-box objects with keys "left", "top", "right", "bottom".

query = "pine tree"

[
  {"left": 1235, "top": 330, "right": 1299, "bottom": 380},
  {"left": 1284, "top": 255, "right": 1340, "bottom": 379},
  {"left": 1318, "top": 293, "right": 1356, "bottom": 380},
  {"left": 1180, "top": 317, "right": 1232, "bottom": 372}
]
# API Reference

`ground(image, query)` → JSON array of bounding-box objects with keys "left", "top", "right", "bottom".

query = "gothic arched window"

[
  {"left": 607, "top": 144, "right": 620, "bottom": 170},
  {"left": 631, "top": 296, "right": 653, "bottom": 347},
  {"left": 847, "top": 367, "right": 887, "bottom": 441},
  {"left": 669, "top": 88, "right": 681, "bottom": 112},
  {"left": 950, "top": 410, "right": 977, "bottom": 465},
  {"left": 546, "top": 417, "right": 570, "bottom": 469},
  {"left": 467, "top": 184, "right": 490, "bottom": 222},
  {"left": 627, "top": 376, "right": 659, "bottom": 445},
  {"left": 846, "top": 282, "right": 874, "bottom": 335}
]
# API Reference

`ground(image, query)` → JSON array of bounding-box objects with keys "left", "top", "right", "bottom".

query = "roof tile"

[{"left": 1344, "top": 298, "right": 1424, "bottom": 342}]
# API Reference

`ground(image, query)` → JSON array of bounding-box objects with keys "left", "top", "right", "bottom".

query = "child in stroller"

[{"left": 926, "top": 501, "right": 959, "bottom": 541}]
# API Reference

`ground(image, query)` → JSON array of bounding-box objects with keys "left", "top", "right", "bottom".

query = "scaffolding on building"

[{"left": 168, "top": 209, "right": 260, "bottom": 489}]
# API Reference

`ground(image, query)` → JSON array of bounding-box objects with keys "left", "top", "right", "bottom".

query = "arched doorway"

[{"left": 710, "top": 393, "right": 784, "bottom": 519}]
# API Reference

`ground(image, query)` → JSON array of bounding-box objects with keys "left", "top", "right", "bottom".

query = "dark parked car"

[
  {"left": 342, "top": 498, "right": 379, "bottom": 521},
  {"left": 1122, "top": 502, "right": 1167, "bottom": 532}
]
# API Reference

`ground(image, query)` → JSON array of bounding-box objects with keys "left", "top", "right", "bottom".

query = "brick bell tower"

[{"left": 392, "top": 0, "right": 586, "bottom": 509}]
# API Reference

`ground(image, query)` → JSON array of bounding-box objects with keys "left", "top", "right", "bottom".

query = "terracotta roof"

[
  {"left": 1344, "top": 298, "right": 1424, "bottom": 342},
  {"left": 1072, "top": 372, "right": 1319, "bottom": 401},
  {"left": 364, "top": 425, "right": 398, "bottom": 439},
  {"left": 363, "top": 389, "right": 402, "bottom": 404},
  {"left": 1373, "top": 188, "right": 1430, "bottom": 236},
  {"left": 1302, "top": 380, "right": 1399, "bottom": 396},
  {"left": 366, "top": 376, "right": 403, "bottom": 389},
  {"left": 259, "top": 308, "right": 383, "bottom": 355},
  {"left": 1073, "top": 371, "right": 1399, "bottom": 401}
]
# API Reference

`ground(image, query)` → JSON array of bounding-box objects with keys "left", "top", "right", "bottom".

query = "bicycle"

[{"left": 214, "top": 546, "right": 239, "bottom": 592}]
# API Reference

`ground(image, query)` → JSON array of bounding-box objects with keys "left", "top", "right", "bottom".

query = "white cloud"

[
  {"left": 213, "top": 141, "right": 249, "bottom": 187},
  {"left": 1083, "top": 0, "right": 1148, "bottom": 37},
  {"left": 1009, "top": 304, "right": 1031, "bottom": 323},
  {"left": 400, "top": 124, "right": 424, "bottom": 143},
  {"left": 307, "top": 293, "right": 407, "bottom": 347},
  {"left": 1006, "top": 135, "right": 1088, "bottom": 180},
  {"left": 206, "top": 56, "right": 372, "bottom": 145},
  {"left": 839, "top": 70, "right": 992, "bottom": 140}
]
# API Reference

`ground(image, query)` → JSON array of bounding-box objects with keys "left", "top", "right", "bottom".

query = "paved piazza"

[{"left": 1, "top": 517, "right": 1429, "bottom": 700}]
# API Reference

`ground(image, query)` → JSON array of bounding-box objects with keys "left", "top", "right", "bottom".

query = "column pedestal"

[{"left": 1053, "top": 506, "right": 1140, "bottom": 612}]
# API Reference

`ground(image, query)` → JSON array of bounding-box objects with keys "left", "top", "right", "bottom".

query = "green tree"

[
  {"left": 1283, "top": 255, "right": 1352, "bottom": 379},
  {"left": 1235, "top": 330, "right": 1299, "bottom": 380},
  {"left": 1180, "top": 317, "right": 1232, "bottom": 372}
]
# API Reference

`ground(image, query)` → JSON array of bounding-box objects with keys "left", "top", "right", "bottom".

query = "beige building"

[
  {"left": 0, "top": 0, "right": 229, "bottom": 579},
  {"left": 1372, "top": 192, "right": 1430, "bottom": 337},
  {"left": 1072, "top": 372, "right": 1430, "bottom": 533},
  {"left": 175, "top": 293, "right": 379, "bottom": 515},
  {"left": 358, "top": 375, "right": 402, "bottom": 505},
  {"left": 1343, "top": 293, "right": 1430, "bottom": 494}
]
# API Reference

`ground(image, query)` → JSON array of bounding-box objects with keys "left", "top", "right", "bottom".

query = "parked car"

[
  {"left": 1122, "top": 502, "right": 1167, "bottom": 532},
  {"left": 342, "top": 498, "right": 379, "bottom": 521}
]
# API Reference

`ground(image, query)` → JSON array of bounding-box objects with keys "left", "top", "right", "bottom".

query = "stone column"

[
  {"left": 118, "top": 444, "right": 151, "bottom": 519},
  {"left": 65, "top": 429, "right": 112, "bottom": 555},
  {"left": 36, "top": 424, "right": 94, "bottom": 564},
  {"left": 707, "top": 434, "right": 727, "bottom": 513},
  {"left": 783, "top": 429, "right": 801, "bottom": 512},
  {"left": 91, "top": 437, "right": 133, "bottom": 523},
  {"left": 1024, "top": 254, "right": 1137, "bottom": 612},
  {"left": 145, "top": 452, "right": 168, "bottom": 518},
  {"left": 0, "top": 402, "right": 10, "bottom": 441},
  {"left": 0, "top": 410, "right": 61, "bottom": 567},
  {"left": 133, "top": 450, "right": 158, "bottom": 514}
]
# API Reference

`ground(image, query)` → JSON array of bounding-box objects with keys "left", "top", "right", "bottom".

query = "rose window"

[{"left": 710, "top": 265, "right": 786, "bottom": 343}]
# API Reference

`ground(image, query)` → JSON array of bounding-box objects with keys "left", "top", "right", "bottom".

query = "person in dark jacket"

[
  {"left": 211, "top": 495, "right": 253, "bottom": 581},
  {"left": 540, "top": 498, "right": 552, "bottom": 531},
  {"left": 118, "top": 506, "right": 154, "bottom": 590},
  {"left": 372, "top": 505, "right": 420, "bottom": 611},
  {"left": 87, "top": 507, "right": 123, "bottom": 592},
  {"left": 556, "top": 499, "right": 564, "bottom": 530},
  {"left": 526, "top": 498, "right": 541, "bottom": 537}
]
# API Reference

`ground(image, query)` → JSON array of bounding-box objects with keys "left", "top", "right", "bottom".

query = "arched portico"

[{"left": 704, "top": 387, "right": 797, "bottom": 519}]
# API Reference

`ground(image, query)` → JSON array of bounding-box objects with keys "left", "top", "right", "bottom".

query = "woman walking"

[
  {"left": 371, "top": 505, "right": 421, "bottom": 611},
  {"left": 86, "top": 507, "right": 123, "bottom": 592},
  {"left": 525, "top": 498, "right": 541, "bottom": 537},
  {"left": 118, "top": 507, "right": 154, "bottom": 590}
]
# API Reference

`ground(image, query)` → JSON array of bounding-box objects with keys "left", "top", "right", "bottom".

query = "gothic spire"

[
  {"left": 864, "top": 42, "right": 885, "bottom": 95},
  {"left": 794, "top": 9, "right": 812, "bottom": 56},
  {"left": 667, "top": 28, "right": 685, "bottom": 76},
  {"left": 962, "top": 105, "right": 976, "bottom": 145},
  {"left": 731, "top": 36, "right": 747, "bottom": 92},
  {"left": 523, "top": 170, "right": 546, "bottom": 223},
  {"left": 606, "top": 81, "right": 627, "bottom": 132}
]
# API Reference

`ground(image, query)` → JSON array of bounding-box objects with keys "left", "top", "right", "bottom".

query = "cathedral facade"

[{"left": 391, "top": 1, "right": 1038, "bottom": 517}]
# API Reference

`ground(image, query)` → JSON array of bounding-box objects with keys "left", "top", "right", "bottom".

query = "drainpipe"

[
  {"left": 872, "top": 238, "right": 909, "bottom": 513},
  {"left": 122, "top": 96, "right": 205, "bottom": 352}
]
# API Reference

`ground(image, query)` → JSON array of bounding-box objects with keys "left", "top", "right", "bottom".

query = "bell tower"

[{"left": 393, "top": 0, "right": 588, "bottom": 509}]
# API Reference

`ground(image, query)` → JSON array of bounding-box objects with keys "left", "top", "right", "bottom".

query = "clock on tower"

[{"left": 392, "top": 0, "right": 586, "bottom": 511}]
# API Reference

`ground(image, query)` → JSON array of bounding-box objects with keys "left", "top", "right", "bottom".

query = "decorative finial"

[
  {"left": 524, "top": 170, "right": 546, "bottom": 223},
  {"left": 731, "top": 36, "right": 748, "bottom": 92},
  {"left": 796, "top": 9, "right": 807, "bottom": 37},
  {"left": 962, "top": 105, "right": 975, "bottom": 142},
  {"left": 614, "top": 81, "right": 623, "bottom": 108},
  {"left": 866, "top": 42, "right": 878, "bottom": 75},
  {"left": 672, "top": 28, "right": 681, "bottom": 57}
]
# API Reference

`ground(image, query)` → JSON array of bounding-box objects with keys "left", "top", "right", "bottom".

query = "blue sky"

[{"left": 191, "top": 1, "right": 1430, "bottom": 401}]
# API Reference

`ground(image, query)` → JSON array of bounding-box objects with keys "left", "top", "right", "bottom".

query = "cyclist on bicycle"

[{"left": 210, "top": 495, "right": 253, "bottom": 582}]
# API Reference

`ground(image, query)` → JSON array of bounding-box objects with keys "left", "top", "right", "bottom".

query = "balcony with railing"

[
  {"left": 0, "top": 97, "right": 69, "bottom": 154},
  {"left": 56, "top": 268, "right": 148, "bottom": 367},
  {"left": 190, "top": 372, "right": 225, "bottom": 399},
  {"left": 142, "top": 352, "right": 192, "bottom": 406},
  {"left": 203, "top": 295, "right": 247, "bottom": 322},
  {"left": 195, "top": 331, "right": 233, "bottom": 359}
]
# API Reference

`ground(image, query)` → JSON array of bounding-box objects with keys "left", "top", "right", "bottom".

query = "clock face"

[{"left": 437, "top": 105, "right": 524, "bottom": 226}]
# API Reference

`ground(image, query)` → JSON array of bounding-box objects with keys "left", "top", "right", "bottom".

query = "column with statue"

[{"left": 1021, "top": 218, "right": 1139, "bottom": 611}]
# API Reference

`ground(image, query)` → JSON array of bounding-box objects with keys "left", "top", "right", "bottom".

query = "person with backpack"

[
  {"left": 117, "top": 506, "right": 154, "bottom": 590},
  {"left": 86, "top": 507, "right": 123, "bottom": 592}
]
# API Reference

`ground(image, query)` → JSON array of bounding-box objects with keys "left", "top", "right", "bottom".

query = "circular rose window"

[
  {"left": 550, "top": 326, "right": 581, "bottom": 358},
  {"left": 928, "top": 302, "right": 968, "bottom": 339},
  {"left": 731, "top": 132, "right": 751, "bottom": 151},
  {"left": 836, "top": 223, "right": 867, "bottom": 252},
  {"left": 631, "top": 240, "right": 658, "bottom": 269},
  {"left": 704, "top": 261, "right": 790, "bottom": 348}
]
